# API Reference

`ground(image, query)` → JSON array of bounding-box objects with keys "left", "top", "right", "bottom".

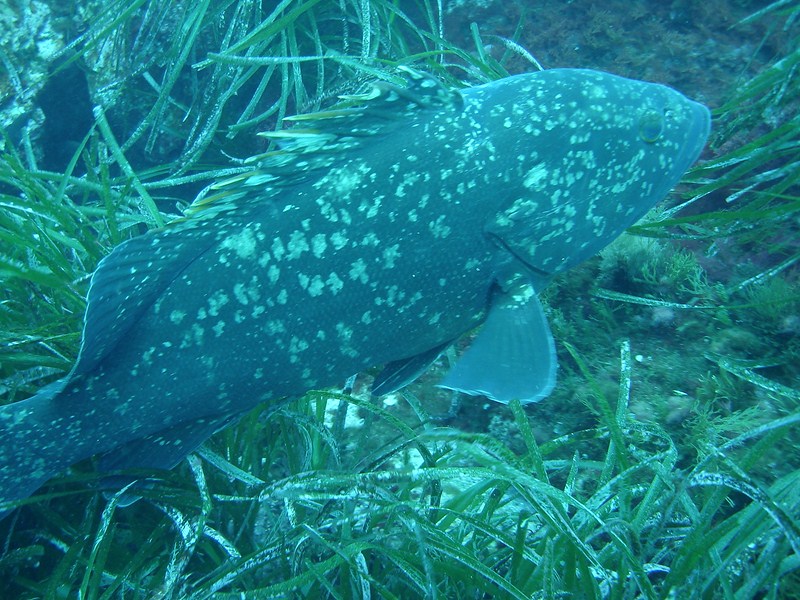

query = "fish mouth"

[{"left": 678, "top": 100, "right": 712, "bottom": 171}]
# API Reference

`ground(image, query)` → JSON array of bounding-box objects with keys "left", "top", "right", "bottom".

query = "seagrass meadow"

[{"left": 0, "top": 0, "right": 799, "bottom": 598}]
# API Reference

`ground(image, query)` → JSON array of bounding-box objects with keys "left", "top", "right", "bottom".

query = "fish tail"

[{"left": 0, "top": 380, "right": 83, "bottom": 514}]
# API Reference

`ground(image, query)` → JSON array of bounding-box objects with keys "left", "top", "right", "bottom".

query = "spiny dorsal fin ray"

[
  {"left": 175, "top": 67, "right": 463, "bottom": 225},
  {"left": 286, "top": 66, "right": 463, "bottom": 130}
]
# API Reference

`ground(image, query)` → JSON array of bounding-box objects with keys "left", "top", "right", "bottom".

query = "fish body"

[{"left": 0, "top": 68, "right": 710, "bottom": 508}]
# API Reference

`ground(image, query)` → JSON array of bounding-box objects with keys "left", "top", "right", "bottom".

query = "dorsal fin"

[
  {"left": 282, "top": 65, "right": 463, "bottom": 134},
  {"left": 179, "top": 67, "right": 464, "bottom": 223}
]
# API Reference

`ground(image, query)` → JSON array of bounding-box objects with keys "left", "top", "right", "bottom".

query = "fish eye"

[{"left": 638, "top": 109, "right": 664, "bottom": 143}]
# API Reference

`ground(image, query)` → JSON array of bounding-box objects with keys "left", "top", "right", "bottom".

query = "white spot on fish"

[
  {"left": 330, "top": 231, "right": 349, "bottom": 250},
  {"left": 233, "top": 283, "right": 249, "bottom": 305},
  {"left": 220, "top": 227, "right": 257, "bottom": 259},
  {"left": 287, "top": 231, "right": 309, "bottom": 259},
  {"left": 271, "top": 237, "right": 286, "bottom": 261},
  {"left": 180, "top": 323, "right": 205, "bottom": 349},
  {"left": 358, "top": 195, "right": 383, "bottom": 218},
  {"left": 326, "top": 272, "right": 344, "bottom": 294},
  {"left": 429, "top": 216, "right": 451, "bottom": 239},
  {"left": 311, "top": 233, "right": 327, "bottom": 258},
  {"left": 142, "top": 347, "right": 156, "bottom": 365},
  {"left": 289, "top": 336, "right": 309, "bottom": 363},
  {"left": 208, "top": 291, "right": 229, "bottom": 317},
  {"left": 382, "top": 244, "right": 401, "bottom": 269},
  {"left": 349, "top": 259, "right": 368, "bottom": 283},
  {"left": 308, "top": 275, "right": 324, "bottom": 297},
  {"left": 213, "top": 321, "right": 225, "bottom": 337},
  {"left": 360, "top": 232, "right": 379, "bottom": 246},
  {"left": 336, "top": 322, "right": 352, "bottom": 339},
  {"left": 266, "top": 320, "right": 285, "bottom": 335},
  {"left": 267, "top": 264, "right": 280, "bottom": 284},
  {"left": 396, "top": 172, "right": 421, "bottom": 198},
  {"left": 233, "top": 276, "right": 261, "bottom": 305},
  {"left": 465, "top": 258, "right": 481, "bottom": 270},
  {"left": 314, "top": 161, "right": 370, "bottom": 196}
]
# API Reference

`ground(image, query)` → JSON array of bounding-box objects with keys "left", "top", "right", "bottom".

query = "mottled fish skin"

[{"left": 0, "top": 69, "right": 710, "bottom": 509}]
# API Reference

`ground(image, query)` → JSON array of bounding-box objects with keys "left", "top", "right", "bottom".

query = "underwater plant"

[{"left": 0, "top": 0, "right": 798, "bottom": 598}]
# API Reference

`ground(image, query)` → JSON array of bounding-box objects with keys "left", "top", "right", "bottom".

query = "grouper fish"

[{"left": 0, "top": 67, "right": 710, "bottom": 509}]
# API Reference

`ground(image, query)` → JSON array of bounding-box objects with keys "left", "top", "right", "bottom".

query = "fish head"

[{"left": 483, "top": 69, "right": 711, "bottom": 280}]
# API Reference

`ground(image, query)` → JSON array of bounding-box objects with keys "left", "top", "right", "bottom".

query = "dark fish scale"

[{"left": 0, "top": 68, "right": 710, "bottom": 510}]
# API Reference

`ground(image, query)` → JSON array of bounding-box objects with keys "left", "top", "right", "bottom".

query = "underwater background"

[{"left": 0, "top": 0, "right": 798, "bottom": 597}]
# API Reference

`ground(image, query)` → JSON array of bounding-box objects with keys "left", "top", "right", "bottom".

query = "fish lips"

[{"left": 672, "top": 99, "right": 712, "bottom": 177}]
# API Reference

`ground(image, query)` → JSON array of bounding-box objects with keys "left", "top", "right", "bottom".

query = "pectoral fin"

[{"left": 438, "top": 286, "right": 556, "bottom": 404}]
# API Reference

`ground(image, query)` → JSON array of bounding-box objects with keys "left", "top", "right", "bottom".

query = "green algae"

[{"left": 0, "top": 1, "right": 799, "bottom": 598}]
